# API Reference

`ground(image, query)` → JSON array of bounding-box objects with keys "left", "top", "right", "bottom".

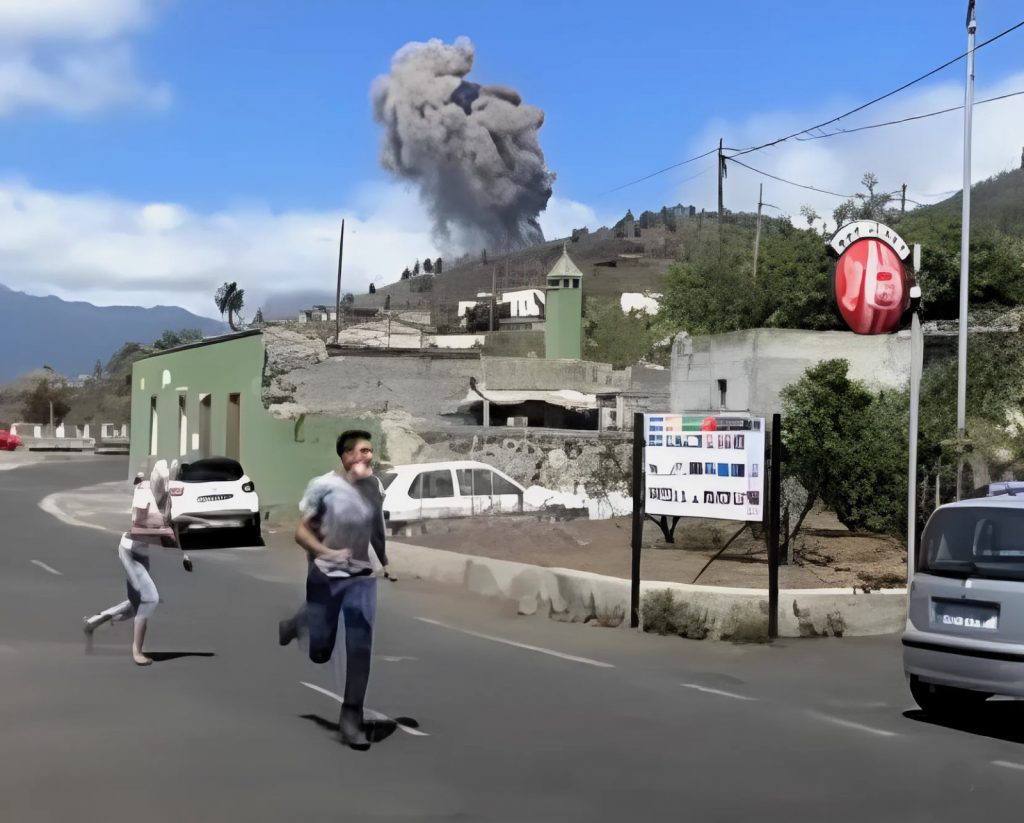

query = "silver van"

[{"left": 903, "top": 491, "right": 1024, "bottom": 715}]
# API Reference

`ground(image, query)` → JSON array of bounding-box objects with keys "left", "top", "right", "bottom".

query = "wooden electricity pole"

[
  {"left": 753, "top": 187, "right": 778, "bottom": 282},
  {"left": 901, "top": 183, "right": 907, "bottom": 213},
  {"left": 490, "top": 265, "right": 497, "bottom": 332},
  {"left": 717, "top": 138, "right": 725, "bottom": 220},
  {"left": 334, "top": 219, "right": 345, "bottom": 344},
  {"left": 753, "top": 184, "right": 764, "bottom": 281}
]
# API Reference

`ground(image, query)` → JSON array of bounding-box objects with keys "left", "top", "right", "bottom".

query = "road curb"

[{"left": 386, "top": 541, "right": 907, "bottom": 639}]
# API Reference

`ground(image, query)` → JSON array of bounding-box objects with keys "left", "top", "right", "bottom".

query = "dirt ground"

[{"left": 398, "top": 505, "right": 908, "bottom": 590}]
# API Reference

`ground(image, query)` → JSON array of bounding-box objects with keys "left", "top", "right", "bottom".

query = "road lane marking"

[
  {"left": 30, "top": 559, "right": 62, "bottom": 576},
  {"left": 681, "top": 683, "right": 756, "bottom": 701},
  {"left": 380, "top": 656, "right": 417, "bottom": 662},
  {"left": 415, "top": 617, "right": 615, "bottom": 668},
  {"left": 299, "top": 681, "right": 429, "bottom": 736},
  {"left": 38, "top": 493, "right": 120, "bottom": 534},
  {"left": 806, "top": 711, "right": 898, "bottom": 738},
  {"left": 993, "top": 760, "right": 1024, "bottom": 772}
]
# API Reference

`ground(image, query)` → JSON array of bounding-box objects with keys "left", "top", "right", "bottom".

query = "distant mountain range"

[{"left": 0, "top": 283, "right": 226, "bottom": 383}]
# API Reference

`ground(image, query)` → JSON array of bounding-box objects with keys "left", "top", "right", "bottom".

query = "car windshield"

[
  {"left": 918, "top": 505, "right": 1024, "bottom": 581},
  {"left": 179, "top": 458, "right": 244, "bottom": 483}
]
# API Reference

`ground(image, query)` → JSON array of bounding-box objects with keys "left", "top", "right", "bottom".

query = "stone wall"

[
  {"left": 380, "top": 422, "right": 633, "bottom": 503},
  {"left": 481, "top": 357, "right": 631, "bottom": 392}
]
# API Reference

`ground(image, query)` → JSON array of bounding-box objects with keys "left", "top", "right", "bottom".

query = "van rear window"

[{"left": 919, "top": 506, "right": 1024, "bottom": 581}]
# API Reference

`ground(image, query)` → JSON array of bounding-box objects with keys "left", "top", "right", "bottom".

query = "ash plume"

[{"left": 372, "top": 36, "right": 555, "bottom": 254}]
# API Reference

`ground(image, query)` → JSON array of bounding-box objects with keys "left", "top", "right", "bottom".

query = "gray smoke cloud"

[{"left": 372, "top": 36, "right": 555, "bottom": 254}]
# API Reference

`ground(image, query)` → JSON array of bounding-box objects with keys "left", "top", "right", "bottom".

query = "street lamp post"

[{"left": 955, "top": 0, "right": 977, "bottom": 499}]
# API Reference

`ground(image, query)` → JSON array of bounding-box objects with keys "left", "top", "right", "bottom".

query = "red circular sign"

[{"left": 834, "top": 237, "right": 908, "bottom": 334}]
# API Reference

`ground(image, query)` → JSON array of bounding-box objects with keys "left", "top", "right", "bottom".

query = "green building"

[
  {"left": 128, "top": 330, "right": 377, "bottom": 516},
  {"left": 544, "top": 245, "right": 584, "bottom": 360}
]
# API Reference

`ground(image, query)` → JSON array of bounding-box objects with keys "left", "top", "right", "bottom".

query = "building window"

[
  {"left": 226, "top": 393, "right": 241, "bottom": 461},
  {"left": 562, "top": 278, "right": 570, "bottom": 288},
  {"left": 198, "top": 394, "right": 212, "bottom": 456},
  {"left": 572, "top": 278, "right": 580, "bottom": 288},
  {"left": 178, "top": 394, "right": 188, "bottom": 456},
  {"left": 148, "top": 396, "right": 158, "bottom": 456},
  {"left": 717, "top": 378, "right": 727, "bottom": 408}
]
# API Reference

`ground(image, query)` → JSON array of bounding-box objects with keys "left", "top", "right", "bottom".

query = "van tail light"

[
  {"left": 169, "top": 485, "right": 184, "bottom": 497},
  {"left": 242, "top": 481, "right": 255, "bottom": 493}
]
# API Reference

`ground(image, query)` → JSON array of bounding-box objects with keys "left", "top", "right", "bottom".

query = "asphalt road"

[{"left": 2, "top": 457, "right": 1024, "bottom": 822}]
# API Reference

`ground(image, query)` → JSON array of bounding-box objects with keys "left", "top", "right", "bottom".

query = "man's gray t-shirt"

[{"left": 299, "top": 472, "right": 383, "bottom": 578}]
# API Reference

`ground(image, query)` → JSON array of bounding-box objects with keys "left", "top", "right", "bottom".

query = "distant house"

[{"left": 297, "top": 308, "right": 337, "bottom": 323}]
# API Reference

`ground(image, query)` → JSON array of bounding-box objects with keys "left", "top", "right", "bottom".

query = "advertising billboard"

[{"left": 643, "top": 414, "right": 766, "bottom": 522}]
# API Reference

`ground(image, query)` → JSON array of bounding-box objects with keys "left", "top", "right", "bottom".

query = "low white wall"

[
  {"left": 387, "top": 541, "right": 906, "bottom": 639},
  {"left": 429, "top": 334, "right": 487, "bottom": 349}
]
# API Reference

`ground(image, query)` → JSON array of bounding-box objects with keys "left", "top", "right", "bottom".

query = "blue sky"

[{"left": 1, "top": 0, "right": 1022, "bottom": 316}]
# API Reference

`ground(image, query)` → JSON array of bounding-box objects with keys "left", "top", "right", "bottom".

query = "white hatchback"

[
  {"left": 168, "top": 457, "right": 261, "bottom": 544},
  {"left": 379, "top": 460, "right": 526, "bottom": 528}
]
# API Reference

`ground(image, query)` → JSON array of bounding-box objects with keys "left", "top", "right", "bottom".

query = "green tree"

[
  {"left": 832, "top": 172, "right": 897, "bottom": 228},
  {"left": 422, "top": 258, "right": 433, "bottom": 274},
  {"left": 584, "top": 297, "right": 664, "bottom": 368},
  {"left": 413, "top": 259, "right": 420, "bottom": 276},
  {"left": 21, "top": 378, "right": 71, "bottom": 425},
  {"left": 369, "top": 283, "right": 376, "bottom": 294},
  {"left": 400, "top": 268, "right": 411, "bottom": 280},
  {"left": 214, "top": 282, "right": 245, "bottom": 331},
  {"left": 759, "top": 224, "right": 841, "bottom": 330},
  {"left": 153, "top": 328, "right": 203, "bottom": 350},
  {"left": 658, "top": 238, "right": 763, "bottom": 336},
  {"left": 780, "top": 359, "right": 908, "bottom": 540},
  {"left": 897, "top": 212, "right": 1024, "bottom": 319},
  {"left": 434, "top": 257, "right": 443, "bottom": 274}
]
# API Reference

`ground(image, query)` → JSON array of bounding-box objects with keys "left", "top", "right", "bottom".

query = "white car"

[
  {"left": 379, "top": 460, "right": 526, "bottom": 527},
  {"left": 168, "top": 457, "right": 261, "bottom": 543}
]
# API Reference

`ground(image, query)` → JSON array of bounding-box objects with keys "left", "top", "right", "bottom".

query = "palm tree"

[{"left": 214, "top": 282, "right": 245, "bottom": 331}]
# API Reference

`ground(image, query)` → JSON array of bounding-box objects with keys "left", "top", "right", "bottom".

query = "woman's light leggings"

[{"left": 117, "top": 535, "right": 159, "bottom": 619}]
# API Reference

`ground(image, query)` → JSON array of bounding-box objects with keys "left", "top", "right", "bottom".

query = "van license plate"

[{"left": 933, "top": 600, "right": 999, "bottom": 630}]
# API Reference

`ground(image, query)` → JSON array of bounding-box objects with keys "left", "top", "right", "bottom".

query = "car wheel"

[
  {"left": 242, "top": 514, "right": 263, "bottom": 547},
  {"left": 909, "top": 674, "right": 990, "bottom": 717}
]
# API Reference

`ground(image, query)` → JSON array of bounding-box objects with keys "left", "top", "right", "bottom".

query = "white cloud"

[
  {"left": 0, "top": 179, "right": 439, "bottom": 317},
  {"left": 538, "top": 195, "right": 617, "bottom": 240},
  {"left": 0, "top": 0, "right": 167, "bottom": 117},
  {"left": 678, "top": 71, "right": 1024, "bottom": 233},
  {"left": 0, "top": 0, "right": 150, "bottom": 43}
]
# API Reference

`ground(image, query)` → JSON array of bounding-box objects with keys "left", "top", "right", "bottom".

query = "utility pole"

[
  {"left": 753, "top": 184, "right": 764, "bottom": 281},
  {"left": 956, "top": 0, "right": 977, "bottom": 499},
  {"left": 490, "top": 265, "right": 497, "bottom": 332},
  {"left": 334, "top": 219, "right": 345, "bottom": 345},
  {"left": 901, "top": 183, "right": 907, "bottom": 213},
  {"left": 717, "top": 138, "right": 725, "bottom": 220},
  {"left": 752, "top": 186, "right": 778, "bottom": 281}
]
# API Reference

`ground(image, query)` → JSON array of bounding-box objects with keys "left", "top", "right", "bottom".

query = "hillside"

[
  {"left": 0, "top": 283, "right": 226, "bottom": 382},
  {"left": 349, "top": 210, "right": 718, "bottom": 330},
  {"left": 923, "top": 165, "right": 1024, "bottom": 234}
]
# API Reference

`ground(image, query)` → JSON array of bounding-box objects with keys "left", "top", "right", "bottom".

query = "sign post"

[
  {"left": 633, "top": 412, "right": 768, "bottom": 631},
  {"left": 828, "top": 220, "right": 922, "bottom": 587},
  {"left": 630, "top": 412, "right": 645, "bottom": 629},
  {"left": 768, "top": 414, "right": 782, "bottom": 638}
]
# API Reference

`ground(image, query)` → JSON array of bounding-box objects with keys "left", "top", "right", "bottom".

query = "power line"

[
  {"left": 593, "top": 17, "right": 1024, "bottom": 201},
  {"left": 730, "top": 16, "right": 1024, "bottom": 158},
  {"left": 793, "top": 88, "right": 1024, "bottom": 142},
  {"left": 727, "top": 158, "right": 856, "bottom": 199},
  {"left": 602, "top": 147, "right": 718, "bottom": 194}
]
